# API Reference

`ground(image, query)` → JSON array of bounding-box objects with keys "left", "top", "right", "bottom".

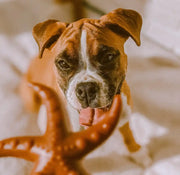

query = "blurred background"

[{"left": 0, "top": 0, "right": 180, "bottom": 175}]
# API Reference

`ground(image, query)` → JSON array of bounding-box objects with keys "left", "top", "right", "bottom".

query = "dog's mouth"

[{"left": 79, "top": 104, "right": 111, "bottom": 127}]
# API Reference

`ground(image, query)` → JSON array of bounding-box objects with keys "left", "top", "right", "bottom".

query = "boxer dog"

[{"left": 20, "top": 8, "right": 152, "bottom": 167}]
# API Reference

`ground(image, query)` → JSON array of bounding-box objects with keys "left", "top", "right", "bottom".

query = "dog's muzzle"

[{"left": 75, "top": 82, "right": 99, "bottom": 108}]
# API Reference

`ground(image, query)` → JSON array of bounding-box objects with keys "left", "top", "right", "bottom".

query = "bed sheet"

[{"left": 0, "top": 0, "right": 180, "bottom": 175}]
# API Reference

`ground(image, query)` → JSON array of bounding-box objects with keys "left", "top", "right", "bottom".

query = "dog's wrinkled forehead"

[
  {"left": 55, "top": 20, "right": 128, "bottom": 61},
  {"left": 33, "top": 8, "right": 142, "bottom": 59},
  {"left": 82, "top": 23, "right": 128, "bottom": 57}
]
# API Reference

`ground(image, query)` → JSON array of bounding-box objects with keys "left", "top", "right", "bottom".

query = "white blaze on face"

[{"left": 66, "top": 30, "right": 109, "bottom": 110}]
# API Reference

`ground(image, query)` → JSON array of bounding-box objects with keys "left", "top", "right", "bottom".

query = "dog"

[{"left": 20, "top": 8, "right": 152, "bottom": 167}]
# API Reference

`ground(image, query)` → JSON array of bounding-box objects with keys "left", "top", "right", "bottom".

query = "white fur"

[
  {"left": 66, "top": 102, "right": 82, "bottom": 132},
  {"left": 66, "top": 30, "right": 110, "bottom": 109},
  {"left": 117, "top": 93, "right": 132, "bottom": 127}
]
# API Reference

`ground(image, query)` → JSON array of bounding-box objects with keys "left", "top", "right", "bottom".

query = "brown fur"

[{"left": 20, "top": 8, "right": 142, "bottom": 152}]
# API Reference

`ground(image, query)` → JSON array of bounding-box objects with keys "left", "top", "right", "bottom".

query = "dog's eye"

[
  {"left": 105, "top": 53, "right": 115, "bottom": 62},
  {"left": 101, "top": 52, "right": 119, "bottom": 64},
  {"left": 56, "top": 60, "right": 71, "bottom": 70},
  {"left": 96, "top": 45, "right": 120, "bottom": 65}
]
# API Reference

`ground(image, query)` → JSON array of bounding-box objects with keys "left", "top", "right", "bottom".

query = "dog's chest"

[{"left": 38, "top": 92, "right": 131, "bottom": 137}]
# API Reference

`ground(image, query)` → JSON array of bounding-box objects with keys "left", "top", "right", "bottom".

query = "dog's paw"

[{"left": 129, "top": 147, "right": 153, "bottom": 168}]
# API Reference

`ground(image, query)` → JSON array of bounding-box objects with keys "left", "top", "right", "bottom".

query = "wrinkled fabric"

[{"left": 0, "top": 0, "right": 180, "bottom": 175}]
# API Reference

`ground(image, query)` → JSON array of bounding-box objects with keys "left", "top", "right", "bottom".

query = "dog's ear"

[
  {"left": 100, "top": 8, "right": 142, "bottom": 46},
  {"left": 33, "top": 19, "right": 68, "bottom": 58}
]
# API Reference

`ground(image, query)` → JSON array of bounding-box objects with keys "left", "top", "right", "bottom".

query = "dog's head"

[{"left": 33, "top": 8, "right": 142, "bottom": 125}]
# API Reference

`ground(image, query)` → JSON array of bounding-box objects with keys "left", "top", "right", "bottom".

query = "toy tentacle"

[
  {"left": 0, "top": 136, "right": 41, "bottom": 161},
  {"left": 30, "top": 162, "right": 54, "bottom": 175},
  {"left": 29, "top": 83, "right": 69, "bottom": 140},
  {"left": 62, "top": 95, "right": 122, "bottom": 159},
  {"left": 30, "top": 170, "right": 53, "bottom": 175},
  {"left": 55, "top": 161, "right": 89, "bottom": 175}
]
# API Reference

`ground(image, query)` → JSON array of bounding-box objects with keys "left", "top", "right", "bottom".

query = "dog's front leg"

[
  {"left": 120, "top": 82, "right": 152, "bottom": 167},
  {"left": 119, "top": 122, "right": 152, "bottom": 167}
]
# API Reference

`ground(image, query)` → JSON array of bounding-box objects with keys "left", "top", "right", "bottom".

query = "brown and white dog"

[{"left": 20, "top": 8, "right": 152, "bottom": 167}]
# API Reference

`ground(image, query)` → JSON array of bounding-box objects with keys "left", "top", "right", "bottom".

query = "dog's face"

[
  {"left": 33, "top": 8, "right": 142, "bottom": 122},
  {"left": 53, "top": 23, "right": 128, "bottom": 110}
]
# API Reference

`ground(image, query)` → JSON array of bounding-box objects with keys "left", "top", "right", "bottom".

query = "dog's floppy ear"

[
  {"left": 33, "top": 19, "right": 68, "bottom": 58},
  {"left": 100, "top": 8, "right": 142, "bottom": 46}
]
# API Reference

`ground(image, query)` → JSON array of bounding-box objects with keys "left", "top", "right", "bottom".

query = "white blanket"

[{"left": 0, "top": 0, "right": 180, "bottom": 174}]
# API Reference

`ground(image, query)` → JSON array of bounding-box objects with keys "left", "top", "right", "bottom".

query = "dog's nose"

[{"left": 76, "top": 82, "right": 99, "bottom": 107}]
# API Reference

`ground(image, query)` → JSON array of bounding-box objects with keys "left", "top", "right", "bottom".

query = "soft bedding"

[{"left": 0, "top": 0, "right": 180, "bottom": 174}]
